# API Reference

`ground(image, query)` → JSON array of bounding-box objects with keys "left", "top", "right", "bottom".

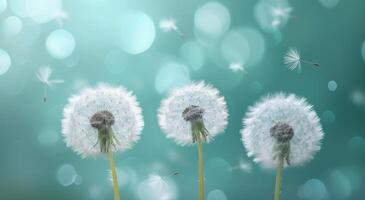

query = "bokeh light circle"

[
  {"left": 155, "top": 60, "right": 190, "bottom": 94},
  {"left": 322, "top": 110, "right": 335, "bottom": 124},
  {"left": 361, "top": 41, "right": 365, "bottom": 62},
  {"left": 104, "top": 49, "right": 128, "bottom": 74},
  {"left": 328, "top": 80, "right": 337, "bottom": 92},
  {"left": 207, "top": 189, "right": 227, "bottom": 200},
  {"left": 9, "top": 0, "right": 62, "bottom": 23},
  {"left": 3, "top": 16, "right": 23, "bottom": 36},
  {"left": 239, "top": 27, "right": 266, "bottom": 66},
  {"left": 137, "top": 175, "right": 178, "bottom": 200},
  {"left": 221, "top": 29, "right": 250, "bottom": 65},
  {"left": 180, "top": 40, "right": 205, "bottom": 71},
  {"left": 319, "top": 0, "right": 341, "bottom": 9},
  {"left": 298, "top": 179, "right": 327, "bottom": 200},
  {"left": 46, "top": 29, "right": 76, "bottom": 59},
  {"left": 115, "top": 10, "right": 155, "bottom": 55},
  {"left": 57, "top": 164, "right": 77, "bottom": 187},
  {"left": 0, "top": 49, "right": 11, "bottom": 75},
  {"left": 254, "top": 0, "right": 291, "bottom": 32},
  {"left": 0, "top": 0, "right": 7, "bottom": 14},
  {"left": 328, "top": 170, "right": 352, "bottom": 199},
  {"left": 194, "top": 2, "right": 230, "bottom": 44}
]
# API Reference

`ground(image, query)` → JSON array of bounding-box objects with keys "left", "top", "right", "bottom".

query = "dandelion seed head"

[
  {"left": 158, "top": 82, "right": 228, "bottom": 146},
  {"left": 36, "top": 66, "right": 64, "bottom": 87},
  {"left": 284, "top": 47, "right": 301, "bottom": 71},
  {"left": 241, "top": 93, "right": 324, "bottom": 168},
  {"left": 62, "top": 83, "right": 144, "bottom": 157}
]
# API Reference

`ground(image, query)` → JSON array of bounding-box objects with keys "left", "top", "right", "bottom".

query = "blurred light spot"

[
  {"left": 206, "top": 157, "right": 232, "bottom": 186},
  {"left": 350, "top": 90, "right": 365, "bottom": 107},
  {"left": 348, "top": 136, "right": 365, "bottom": 154},
  {"left": 298, "top": 179, "right": 327, "bottom": 200},
  {"left": 229, "top": 158, "right": 252, "bottom": 173},
  {"left": 0, "top": 0, "right": 7, "bottom": 14},
  {"left": 255, "top": 0, "right": 292, "bottom": 33},
  {"left": 38, "top": 129, "right": 60, "bottom": 146},
  {"left": 104, "top": 49, "right": 128, "bottom": 74},
  {"left": 137, "top": 174, "right": 178, "bottom": 200},
  {"left": 362, "top": 41, "right": 365, "bottom": 62},
  {"left": 72, "top": 79, "right": 90, "bottom": 92},
  {"left": 322, "top": 110, "right": 335, "bottom": 124},
  {"left": 57, "top": 164, "right": 77, "bottom": 187},
  {"left": 0, "top": 49, "right": 11, "bottom": 75},
  {"left": 319, "top": 0, "right": 341, "bottom": 9},
  {"left": 155, "top": 61, "right": 190, "bottom": 94},
  {"left": 239, "top": 27, "right": 266, "bottom": 67},
  {"left": 3, "top": 16, "right": 23, "bottom": 36},
  {"left": 74, "top": 174, "right": 82, "bottom": 185},
  {"left": 46, "top": 29, "right": 75, "bottom": 59},
  {"left": 207, "top": 189, "right": 227, "bottom": 200},
  {"left": 328, "top": 80, "right": 337, "bottom": 92},
  {"left": 89, "top": 184, "right": 104, "bottom": 200},
  {"left": 221, "top": 30, "right": 250, "bottom": 65},
  {"left": 180, "top": 40, "right": 205, "bottom": 70},
  {"left": 9, "top": 0, "right": 62, "bottom": 23},
  {"left": 328, "top": 170, "right": 352, "bottom": 199},
  {"left": 194, "top": 2, "right": 230, "bottom": 44},
  {"left": 115, "top": 10, "right": 155, "bottom": 55}
]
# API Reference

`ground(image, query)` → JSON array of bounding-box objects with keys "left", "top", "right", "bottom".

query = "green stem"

[
  {"left": 197, "top": 138, "right": 205, "bottom": 200},
  {"left": 274, "top": 157, "right": 284, "bottom": 200},
  {"left": 107, "top": 151, "right": 120, "bottom": 200}
]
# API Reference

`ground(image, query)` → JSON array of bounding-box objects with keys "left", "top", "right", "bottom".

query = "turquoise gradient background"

[{"left": 0, "top": 0, "right": 365, "bottom": 199}]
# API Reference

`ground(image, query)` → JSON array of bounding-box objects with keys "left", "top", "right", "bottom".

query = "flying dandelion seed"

[
  {"left": 284, "top": 47, "right": 320, "bottom": 72},
  {"left": 35, "top": 66, "right": 64, "bottom": 103},
  {"left": 229, "top": 62, "right": 246, "bottom": 73},
  {"left": 159, "top": 18, "right": 184, "bottom": 38}
]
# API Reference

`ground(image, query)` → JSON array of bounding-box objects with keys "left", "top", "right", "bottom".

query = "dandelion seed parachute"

[
  {"left": 158, "top": 82, "right": 228, "bottom": 146},
  {"left": 62, "top": 83, "right": 144, "bottom": 158},
  {"left": 241, "top": 93, "right": 324, "bottom": 168}
]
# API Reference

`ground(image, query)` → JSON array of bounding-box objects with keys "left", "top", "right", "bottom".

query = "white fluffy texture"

[
  {"left": 241, "top": 93, "right": 324, "bottom": 168},
  {"left": 284, "top": 47, "right": 301, "bottom": 72},
  {"left": 158, "top": 82, "right": 228, "bottom": 146},
  {"left": 62, "top": 83, "right": 144, "bottom": 158}
]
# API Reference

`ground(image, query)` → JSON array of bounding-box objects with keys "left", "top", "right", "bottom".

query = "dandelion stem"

[
  {"left": 107, "top": 151, "right": 120, "bottom": 200},
  {"left": 274, "top": 157, "right": 284, "bottom": 200},
  {"left": 197, "top": 137, "right": 205, "bottom": 200},
  {"left": 301, "top": 59, "right": 320, "bottom": 67}
]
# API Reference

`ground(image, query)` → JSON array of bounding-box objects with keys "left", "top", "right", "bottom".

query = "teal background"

[{"left": 0, "top": 0, "right": 365, "bottom": 199}]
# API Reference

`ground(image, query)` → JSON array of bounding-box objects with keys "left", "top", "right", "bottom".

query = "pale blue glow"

[
  {"left": 57, "top": 164, "right": 77, "bottom": 187},
  {"left": 3, "top": 16, "right": 23, "bottom": 36},
  {"left": 238, "top": 27, "right": 266, "bottom": 67},
  {"left": 155, "top": 61, "right": 190, "bottom": 94},
  {"left": 0, "top": 0, "right": 7, "bottom": 14},
  {"left": 221, "top": 30, "right": 250, "bottom": 64},
  {"left": 322, "top": 110, "right": 335, "bottom": 124},
  {"left": 329, "top": 170, "right": 352, "bottom": 199},
  {"left": 9, "top": 0, "right": 62, "bottom": 23},
  {"left": 207, "top": 189, "right": 227, "bottom": 200},
  {"left": 319, "top": 0, "right": 341, "bottom": 9},
  {"left": 194, "top": 2, "right": 230, "bottom": 44},
  {"left": 180, "top": 40, "right": 205, "bottom": 71},
  {"left": 328, "top": 80, "right": 337, "bottom": 92},
  {"left": 298, "top": 179, "right": 327, "bottom": 200},
  {"left": 115, "top": 10, "right": 156, "bottom": 55},
  {"left": 361, "top": 41, "right": 365, "bottom": 62},
  {"left": 46, "top": 29, "right": 76, "bottom": 59},
  {"left": 38, "top": 129, "right": 60, "bottom": 146},
  {"left": 0, "top": 49, "right": 11, "bottom": 75}
]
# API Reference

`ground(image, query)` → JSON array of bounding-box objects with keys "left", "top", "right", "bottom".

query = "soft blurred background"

[{"left": 0, "top": 0, "right": 364, "bottom": 199}]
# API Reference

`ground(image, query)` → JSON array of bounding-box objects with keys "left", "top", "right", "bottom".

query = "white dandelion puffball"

[
  {"left": 241, "top": 93, "right": 324, "bottom": 168},
  {"left": 62, "top": 83, "right": 144, "bottom": 157},
  {"left": 158, "top": 82, "right": 228, "bottom": 146}
]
